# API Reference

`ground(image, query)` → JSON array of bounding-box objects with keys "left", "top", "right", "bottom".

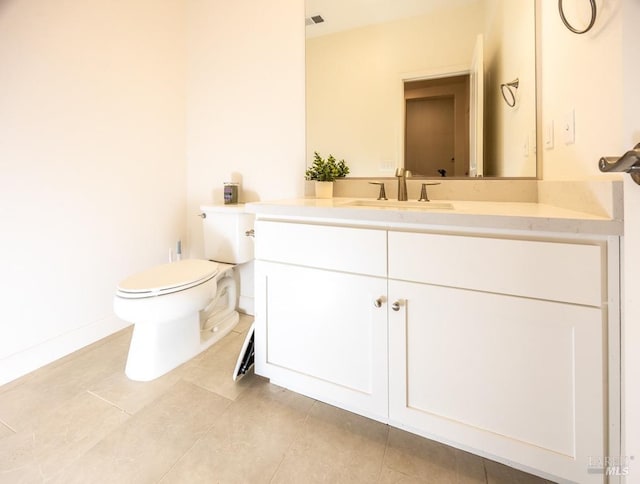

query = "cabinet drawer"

[
  {"left": 255, "top": 220, "right": 387, "bottom": 277},
  {"left": 388, "top": 232, "right": 603, "bottom": 306}
]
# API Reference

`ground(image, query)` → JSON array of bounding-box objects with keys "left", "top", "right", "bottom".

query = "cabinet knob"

[
  {"left": 391, "top": 300, "right": 402, "bottom": 312},
  {"left": 373, "top": 297, "right": 384, "bottom": 308}
]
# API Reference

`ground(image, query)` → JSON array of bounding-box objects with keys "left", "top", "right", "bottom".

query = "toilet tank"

[{"left": 200, "top": 204, "right": 255, "bottom": 264}]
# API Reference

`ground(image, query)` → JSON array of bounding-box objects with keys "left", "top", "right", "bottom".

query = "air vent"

[{"left": 305, "top": 14, "right": 324, "bottom": 26}]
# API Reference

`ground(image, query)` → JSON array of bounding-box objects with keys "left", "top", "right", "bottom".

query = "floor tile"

[
  {"left": 383, "top": 427, "right": 459, "bottom": 483},
  {"left": 378, "top": 466, "right": 432, "bottom": 483},
  {"left": 232, "top": 312, "right": 253, "bottom": 335},
  {"left": 271, "top": 401, "right": 388, "bottom": 483},
  {"left": 454, "top": 449, "right": 487, "bottom": 483},
  {"left": 0, "top": 319, "right": 559, "bottom": 484},
  {"left": 89, "top": 315, "right": 254, "bottom": 414},
  {"left": 50, "top": 380, "right": 230, "bottom": 484},
  {"left": 88, "top": 365, "right": 183, "bottom": 416},
  {"left": 0, "top": 329, "right": 130, "bottom": 398},
  {"left": 0, "top": 390, "right": 128, "bottom": 483},
  {"left": 160, "top": 378, "right": 314, "bottom": 483},
  {"left": 0, "top": 329, "right": 131, "bottom": 432},
  {"left": 484, "top": 458, "right": 551, "bottom": 484},
  {"left": 181, "top": 330, "right": 254, "bottom": 401},
  {"left": 0, "top": 422, "right": 12, "bottom": 439}
]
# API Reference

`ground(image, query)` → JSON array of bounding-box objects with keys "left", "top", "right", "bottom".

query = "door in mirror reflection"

[{"left": 404, "top": 76, "right": 469, "bottom": 177}]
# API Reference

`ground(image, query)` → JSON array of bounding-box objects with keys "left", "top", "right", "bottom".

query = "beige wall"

[
  {"left": 483, "top": 0, "right": 536, "bottom": 176},
  {"left": 0, "top": 0, "right": 187, "bottom": 384},
  {"left": 539, "top": 1, "right": 623, "bottom": 180}
]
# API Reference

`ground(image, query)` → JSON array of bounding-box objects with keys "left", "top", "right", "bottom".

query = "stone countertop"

[{"left": 246, "top": 197, "right": 623, "bottom": 236}]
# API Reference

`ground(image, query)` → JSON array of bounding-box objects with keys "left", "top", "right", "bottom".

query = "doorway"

[{"left": 404, "top": 75, "right": 470, "bottom": 177}]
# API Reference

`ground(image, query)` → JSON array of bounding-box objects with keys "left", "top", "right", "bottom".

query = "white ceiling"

[{"left": 305, "top": 0, "right": 481, "bottom": 37}]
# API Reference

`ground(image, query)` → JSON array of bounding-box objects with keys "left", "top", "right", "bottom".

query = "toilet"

[{"left": 113, "top": 205, "right": 254, "bottom": 381}]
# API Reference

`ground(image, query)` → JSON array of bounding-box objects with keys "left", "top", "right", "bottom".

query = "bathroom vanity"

[{"left": 247, "top": 196, "right": 622, "bottom": 484}]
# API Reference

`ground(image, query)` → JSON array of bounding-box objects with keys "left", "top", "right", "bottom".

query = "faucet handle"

[
  {"left": 368, "top": 182, "right": 387, "bottom": 200},
  {"left": 418, "top": 182, "right": 441, "bottom": 202}
]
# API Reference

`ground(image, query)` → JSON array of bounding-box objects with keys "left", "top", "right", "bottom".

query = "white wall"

[
  {"left": 0, "top": 0, "right": 305, "bottom": 385},
  {"left": 621, "top": 0, "right": 640, "bottom": 479},
  {"left": 306, "top": 3, "right": 483, "bottom": 177},
  {"left": 0, "top": 0, "right": 187, "bottom": 385},
  {"left": 185, "top": 0, "right": 306, "bottom": 310}
]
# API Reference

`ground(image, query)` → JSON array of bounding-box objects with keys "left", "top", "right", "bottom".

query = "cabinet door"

[
  {"left": 388, "top": 280, "right": 605, "bottom": 483},
  {"left": 255, "top": 261, "right": 388, "bottom": 421}
]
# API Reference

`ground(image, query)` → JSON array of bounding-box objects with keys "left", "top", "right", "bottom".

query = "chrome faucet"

[{"left": 395, "top": 167, "right": 408, "bottom": 201}]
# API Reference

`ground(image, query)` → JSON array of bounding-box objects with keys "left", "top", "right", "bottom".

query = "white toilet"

[{"left": 113, "top": 205, "right": 254, "bottom": 381}]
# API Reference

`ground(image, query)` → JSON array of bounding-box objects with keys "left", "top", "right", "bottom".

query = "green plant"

[{"left": 304, "top": 152, "right": 350, "bottom": 182}]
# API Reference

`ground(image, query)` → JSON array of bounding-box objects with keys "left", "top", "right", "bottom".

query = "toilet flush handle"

[
  {"left": 245, "top": 229, "right": 255, "bottom": 237},
  {"left": 198, "top": 212, "right": 206, "bottom": 219}
]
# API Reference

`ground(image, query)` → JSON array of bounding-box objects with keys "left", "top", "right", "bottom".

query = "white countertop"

[{"left": 246, "top": 197, "right": 623, "bottom": 236}]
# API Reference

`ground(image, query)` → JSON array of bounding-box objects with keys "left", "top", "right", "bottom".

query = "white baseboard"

[{"left": 0, "top": 315, "right": 130, "bottom": 387}]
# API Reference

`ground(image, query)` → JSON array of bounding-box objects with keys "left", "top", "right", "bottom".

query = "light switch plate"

[{"left": 563, "top": 109, "right": 575, "bottom": 144}]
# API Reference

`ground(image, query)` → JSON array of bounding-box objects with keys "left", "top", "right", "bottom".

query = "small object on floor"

[{"left": 233, "top": 322, "right": 255, "bottom": 381}]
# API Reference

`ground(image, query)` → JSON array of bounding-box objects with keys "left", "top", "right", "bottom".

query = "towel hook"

[
  {"left": 559, "top": 0, "right": 597, "bottom": 34},
  {"left": 500, "top": 79, "right": 519, "bottom": 108}
]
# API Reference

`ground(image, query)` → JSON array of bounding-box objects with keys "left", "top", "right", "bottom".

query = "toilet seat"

[{"left": 116, "top": 259, "right": 219, "bottom": 299}]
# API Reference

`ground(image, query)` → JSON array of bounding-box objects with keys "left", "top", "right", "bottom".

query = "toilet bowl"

[{"left": 114, "top": 205, "right": 254, "bottom": 381}]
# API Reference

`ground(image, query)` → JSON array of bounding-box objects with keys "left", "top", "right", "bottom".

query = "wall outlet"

[{"left": 380, "top": 160, "right": 395, "bottom": 172}]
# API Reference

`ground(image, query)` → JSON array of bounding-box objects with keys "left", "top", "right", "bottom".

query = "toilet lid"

[{"left": 116, "top": 259, "right": 219, "bottom": 298}]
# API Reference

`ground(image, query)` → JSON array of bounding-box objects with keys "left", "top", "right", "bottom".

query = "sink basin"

[{"left": 341, "top": 199, "right": 454, "bottom": 210}]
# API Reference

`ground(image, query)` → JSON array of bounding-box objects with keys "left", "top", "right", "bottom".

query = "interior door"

[{"left": 405, "top": 96, "right": 455, "bottom": 177}]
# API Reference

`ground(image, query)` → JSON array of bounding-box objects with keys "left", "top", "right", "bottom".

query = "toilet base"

[{"left": 125, "top": 310, "right": 239, "bottom": 382}]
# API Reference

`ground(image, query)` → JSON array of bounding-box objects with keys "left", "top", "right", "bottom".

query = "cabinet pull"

[
  {"left": 391, "top": 300, "right": 402, "bottom": 312},
  {"left": 373, "top": 297, "right": 384, "bottom": 308}
]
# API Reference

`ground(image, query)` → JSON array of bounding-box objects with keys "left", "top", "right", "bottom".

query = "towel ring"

[
  {"left": 559, "top": 0, "right": 597, "bottom": 34},
  {"left": 500, "top": 79, "right": 519, "bottom": 108}
]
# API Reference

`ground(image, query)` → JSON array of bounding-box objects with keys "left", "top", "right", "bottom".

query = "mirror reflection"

[{"left": 305, "top": 0, "right": 537, "bottom": 178}]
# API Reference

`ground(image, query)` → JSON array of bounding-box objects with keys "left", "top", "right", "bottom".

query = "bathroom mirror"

[{"left": 305, "top": 0, "right": 537, "bottom": 178}]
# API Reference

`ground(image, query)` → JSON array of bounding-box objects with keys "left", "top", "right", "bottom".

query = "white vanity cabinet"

[
  {"left": 387, "top": 231, "right": 608, "bottom": 483},
  {"left": 253, "top": 216, "right": 617, "bottom": 484},
  {"left": 254, "top": 220, "right": 389, "bottom": 421}
]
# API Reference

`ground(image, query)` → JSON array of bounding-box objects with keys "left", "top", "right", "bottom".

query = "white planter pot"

[{"left": 314, "top": 181, "right": 334, "bottom": 199}]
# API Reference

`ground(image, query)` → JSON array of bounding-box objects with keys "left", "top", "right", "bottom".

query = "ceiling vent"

[{"left": 305, "top": 15, "right": 324, "bottom": 26}]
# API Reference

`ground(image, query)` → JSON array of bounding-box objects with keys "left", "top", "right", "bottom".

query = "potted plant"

[{"left": 305, "top": 151, "right": 350, "bottom": 198}]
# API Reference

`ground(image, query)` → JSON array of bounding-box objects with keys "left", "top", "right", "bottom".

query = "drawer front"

[
  {"left": 388, "top": 231, "right": 603, "bottom": 306},
  {"left": 255, "top": 220, "right": 387, "bottom": 277}
]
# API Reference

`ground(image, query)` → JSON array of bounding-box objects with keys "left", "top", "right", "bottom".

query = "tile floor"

[{"left": 0, "top": 315, "right": 555, "bottom": 483}]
